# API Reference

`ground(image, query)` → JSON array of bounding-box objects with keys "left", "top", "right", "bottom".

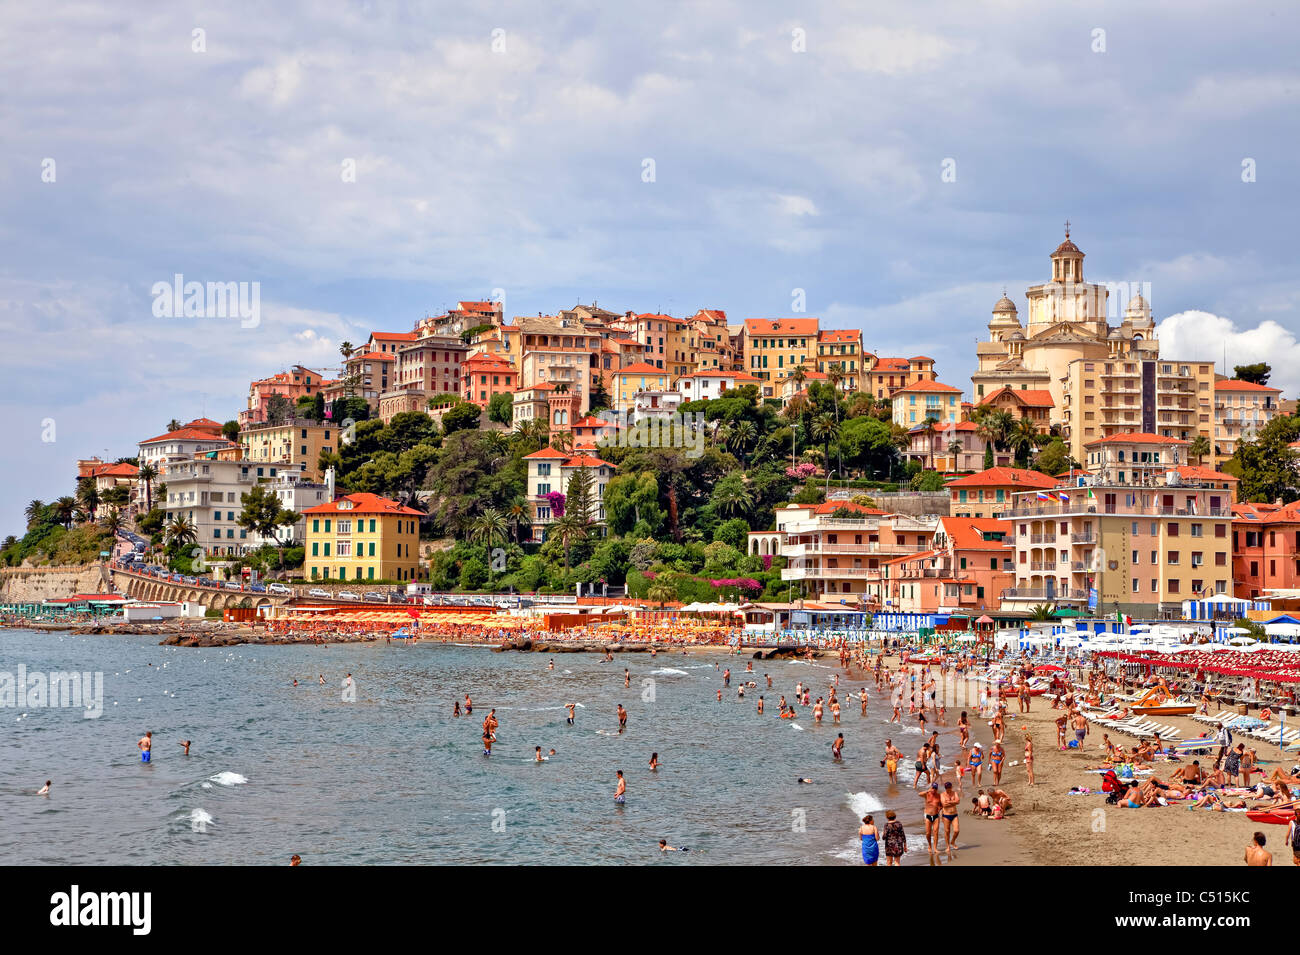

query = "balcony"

[
  {"left": 781, "top": 542, "right": 927, "bottom": 558},
  {"left": 782, "top": 566, "right": 881, "bottom": 581},
  {"left": 1001, "top": 587, "right": 1086, "bottom": 603},
  {"left": 1028, "top": 534, "right": 1056, "bottom": 544},
  {"left": 1070, "top": 532, "right": 1095, "bottom": 543}
]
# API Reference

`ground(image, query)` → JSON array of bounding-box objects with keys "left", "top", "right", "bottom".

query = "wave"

[
  {"left": 208, "top": 772, "right": 248, "bottom": 786},
  {"left": 651, "top": 668, "right": 688, "bottom": 676},
  {"left": 789, "top": 723, "right": 804, "bottom": 731},
  {"left": 188, "top": 808, "right": 214, "bottom": 829},
  {"left": 846, "top": 791, "right": 886, "bottom": 817}
]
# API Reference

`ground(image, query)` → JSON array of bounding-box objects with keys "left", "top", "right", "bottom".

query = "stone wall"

[{"left": 0, "top": 564, "right": 112, "bottom": 602}]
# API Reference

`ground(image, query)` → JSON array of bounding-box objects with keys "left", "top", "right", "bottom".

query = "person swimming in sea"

[
  {"left": 614, "top": 770, "right": 626, "bottom": 804},
  {"left": 658, "top": 840, "right": 688, "bottom": 852},
  {"left": 37, "top": 780, "right": 50, "bottom": 796},
  {"left": 565, "top": 703, "right": 576, "bottom": 725},
  {"left": 138, "top": 731, "right": 152, "bottom": 763},
  {"left": 179, "top": 740, "right": 191, "bottom": 755}
]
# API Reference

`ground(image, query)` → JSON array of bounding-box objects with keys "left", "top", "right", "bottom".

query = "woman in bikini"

[
  {"left": 968, "top": 742, "right": 984, "bottom": 786},
  {"left": 1023, "top": 733, "right": 1035, "bottom": 786},
  {"left": 989, "top": 741, "right": 1006, "bottom": 785},
  {"left": 958, "top": 711, "right": 970, "bottom": 749}
]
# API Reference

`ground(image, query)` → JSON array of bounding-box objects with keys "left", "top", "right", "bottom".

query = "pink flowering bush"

[
  {"left": 544, "top": 491, "right": 566, "bottom": 517},
  {"left": 785, "top": 463, "right": 819, "bottom": 478}
]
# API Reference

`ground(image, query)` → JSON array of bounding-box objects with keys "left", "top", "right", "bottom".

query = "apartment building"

[
  {"left": 864, "top": 356, "right": 937, "bottom": 401},
  {"left": 947, "top": 467, "right": 1059, "bottom": 519},
  {"left": 1083, "top": 433, "right": 1190, "bottom": 485},
  {"left": 627, "top": 313, "right": 695, "bottom": 378},
  {"left": 904, "top": 420, "right": 991, "bottom": 473},
  {"left": 302, "top": 492, "right": 423, "bottom": 583},
  {"left": 1232, "top": 501, "right": 1300, "bottom": 599},
  {"left": 1214, "top": 379, "right": 1281, "bottom": 464},
  {"left": 765, "top": 502, "right": 938, "bottom": 605},
  {"left": 975, "top": 386, "right": 1054, "bottom": 433},
  {"left": 241, "top": 366, "right": 328, "bottom": 427},
  {"left": 743, "top": 318, "right": 819, "bottom": 397},
  {"left": 676, "top": 370, "right": 762, "bottom": 403},
  {"left": 138, "top": 418, "right": 234, "bottom": 476},
  {"left": 1002, "top": 480, "right": 1233, "bottom": 616},
  {"left": 890, "top": 379, "right": 963, "bottom": 429},
  {"left": 815, "top": 329, "right": 864, "bottom": 393},
  {"left": 611, "top": 362, "right": 672, "bottom": 416},
  {"left": 879, "top": 516, "right": 1014, "bottom": 613},
  {"left": 688, "top": 309, "right": 739, "bottom": 373},
  {"left": 238, "top": 419, "right": 335, "bottom": 482},
  {"left": 522, "top": 449, "right": 615, "bottom": 539},
  {"left": 461, "top": 353, "right": 518, "bottom": 407},
  {"left": 1060, "top": 357, "right": 1215, "bottom": 464},
  {"left": 344, "top": 349, "right": 394, "bottom": 407}
]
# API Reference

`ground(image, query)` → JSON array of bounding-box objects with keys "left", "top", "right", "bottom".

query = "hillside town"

[{"left": 6, "top": 228, "right": 1300, "bottom": 624}]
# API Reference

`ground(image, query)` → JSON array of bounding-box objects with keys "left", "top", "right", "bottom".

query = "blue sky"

[{"left": 2, "top": 1, "right": 1298, "bottom": 536}]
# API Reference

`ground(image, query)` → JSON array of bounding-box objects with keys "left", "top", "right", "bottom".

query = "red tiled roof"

[
  {"left": 942, "top": 517, "right": 1013, "bottom": 551},
  {"left": 817, "top": 329, "right": 861, "bottom": 342},
  {"left": 301, "top": 492, "right": 423, "bottom": 516},
  {"left": 978, "top": 386, "right": 1054, "bottom": 408},
  {"left": 909, "top": 355, "right": 934, "bottom": 362},
  {"left": 184, "top": 417, "right": 223, "bottom": 429},
  {"left": 616, "top": 362, "right": 669, "bottom": 375},
  {"left": 1171, "top": 466, "right": 1239, "bottom": 482},
  {"left": 872, "top": 357, "right": 911, "bottom": 371},
  {"left": 1233, "top": 501, "right": 1300, "bottom": 524},
  {"left": 743, "top": 318, "right": 820, "bottom": 335},
  {"left": 636, "top": 313, "right": 687, "bottom": 325},
  {"left": 562, "top": 455, "right": 614, "bottom": 469},
  {"left": 368, "top": 331, "right": 417, "bottom": 341},
  {"left": 458, "top": 301, "right": 497, "bottom": 310},
  {"left": 884, "top": 549, "right": 940, "bottom": 566},
  {"left": 1086, "top": 432, "right": 1188, "bottom": 446},
  {"left": 1215, "top": 379, "right": 1281, "bottom": 393},
  {"left": 523, "top": 448, "right": 568, "bottom": 459},
  {"left": 946, "top": 467, "right": 1059, "bottom": 489},
  {"left": 92, "top": 462, "right": 140, "bottom": 478},
  {"left": 351, "top": 350, "right": 395, "bottom": 362},
  {"left": 140, "top": 427, "right": 231, "bottom": 445},
  {"left": 894, "top": 379, "right": 962, "bottom": 394}
]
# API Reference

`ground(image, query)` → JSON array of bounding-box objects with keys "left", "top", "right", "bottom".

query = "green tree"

[
  {"left": 138, "top": 462, "right": 158, "bottom": 511},
  {"left": 487, "top": 391, "right": 514, "bottom": 426},
  {"left": 237, "top": 485, "right": 300, "bottom": 572},
  {"left": 440, "top": 401, "right": 482, "bottom": 434},
  {"left": 711, "top": 471, "right": 754, "bottom": 518},
  {"left": 470, "top": 508, "right": 509, "bottom": 582},
  {"left": 565, "top": 465, "right": 595, "bottom": 527},
  {"left": 1233, "top": 362, "right": 1271, "bottom": 386},
  {"left": 1188, "top": 434, "right": 1211, "bottom": 466},
  {"left": 25, "top": 500, "right": 45, "bottom": 527},
  {"left": 265, "top": 394, "right": 293, "bottom": 425},
  {"left": 100, "top": 507, "right": 125, "bottom": 537},
  {"left": 550, "top": 512, "right": 588, "bottom": 573},
  {"left": 811, "top": 413, "right": 841, "bottom": 491},
  {"left": 165, "top": 515, "right": 197, "bottom": 547},
  {"left": 647, "top": 579, "right": 676, "bottom": 608},
  {"left": 76, "top": 480, "right": 100, "bottom": 523},
  {"left": 1032, "top": 438, "right": 1071, "bottom": 476},
  {"left": 222, "top": 420, "right": 240, "bottom": 442}
]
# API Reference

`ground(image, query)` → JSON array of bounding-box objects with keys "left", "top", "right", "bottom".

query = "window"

[
  {"left": 1191, "top": 524, "right": 1202, "bottom": 537},
  {"left": 1132, "top": 578, "right": 1139, "bottom": 593},
  {"left": 1167, "top": 551, "right": 1179, "bottom": 565},
  {"left": 1167, "top": 523, "right": 1179, "bottom": 537},
  {"left": 1169, "top": 579, "right": 1180, "bottom": 594},
  {"left": 1215, "top": 552, "right": 1226, "bottom": 566},
  {"left": 1131, "top": 521, "right": 1139, "bottom": 534},
  {"left": 1131, "top": 550, "right": 1138, "bottom": 565}
]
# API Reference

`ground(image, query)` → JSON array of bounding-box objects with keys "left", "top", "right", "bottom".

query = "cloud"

[{"left": 1156, "top": 310, "right": 1299, "bottom": 395}]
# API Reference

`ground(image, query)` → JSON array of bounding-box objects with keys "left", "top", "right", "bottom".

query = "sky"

[{"left": 2, "top": 1, "right": 1298, "bottom": 537}]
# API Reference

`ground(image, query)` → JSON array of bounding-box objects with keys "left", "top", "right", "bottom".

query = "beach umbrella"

[{"left": 1034, "top": 664, "right": 1066, "bottom": 672}]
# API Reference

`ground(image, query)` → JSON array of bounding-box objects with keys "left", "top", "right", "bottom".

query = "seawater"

[{"left": 1, "top": 629, "right": 957, "bottom": 864}]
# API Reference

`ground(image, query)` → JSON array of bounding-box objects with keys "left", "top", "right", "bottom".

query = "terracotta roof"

[
  {"left": 458, "top": 301, "right": 497, "bottom": 310},
  {"left": 942, "top": 517, "right": 1014, "bottom": 551},
  {"left": 884, "top": 549, "right": 940, "bottom": 566},
  {"left": 1233, "top": 501, "right": 1300, "bottom": 524},
  {"left": 817, "top": 329, "right": 861, "bottom": 342},
  {"left": 302, "top": 492, "right": 423, "bottom": 516},
  {"left": 909, "top": 355, "right": 934, "bottom": 362},
  {"left": 562, "top": 455, "right": 614, "bottom": 469},
  {"left": 978, "top": 386, "right": 1054, "bottom": 408},
  {"left": 1085, "top": 432, "right": 1188, "bottom": 447},
  {"left": 369, "top": 331, "right": 417, "bottom": 341},
  {"left": 909, "top": 420, "right": 979, "bottom": 434},
  {"left": 92, "top": 462, "right": 140, "bottom": 478},
  {"left": 678, "top": 370, "right": 760, "bottom": 381},
  {"left": 872, "top": 357, "right": 911, "bottom": 371},
  {"left": 946, "top": 467, "right": 1058, "bottom": 490},
  {"left": 1171, "top": 466, "right": 1239, "bottom": 483},
  {"left": 572, "top": 415, "right": 614, "bottom": 429},
  {"left": 140, "top": 427, "right": 231, "bottom": 445},
  {"left": 1215, "top": 379, "right": 1281, "bottom": 393},
  {"left": 894, "top": 379, "right": 962, "bottom": 394},
  {"left": 184, "top": 417, "right": 223, "bottom": 429},
  {"left": 616, "top": 362, "right": 669, "bottom": 376},
  {"left": 636, "top": 313, "right": 687, "bottom": 325},
  {"left": 351, "top": 350, "right": 395, "bottom": 362},
  {"left": 743, "top": 318, "right": 820, "bottom": 335}
]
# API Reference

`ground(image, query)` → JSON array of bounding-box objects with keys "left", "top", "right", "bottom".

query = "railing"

[
  {"left": 1028, "top": 534, "right": 1056, "bottom": 543},
  {"left": 1071, "top": 561, "right": 1089, "bottom": 571},
  {"left": 1029, "top": 562, "right": 1056, "bottom": 571},
  {"left": 781, "top": 542, "right": 926, "bottom": 558},
  {"left": 781, "top": 566, "right": 880, "bottom": 580},
  {"left": 1070, "top": 533, "right": 1095, "bottom": 542},
  {"left": 1000, "top": 587, "right": 1086, "bottom": 602}
]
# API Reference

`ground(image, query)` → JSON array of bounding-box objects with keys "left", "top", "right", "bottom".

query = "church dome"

[
  {"left": 993, "top": 293, "right": 1018, "bottom": 314},
  {"left": 990, "top": 292, "right": 1020, "bottom": 326},
  {"left": 1125, "top": 292, "right": 1152, "bottom": 321},
  {"left": 1053, "top": 237, "right": 1082, "bottom": 256},
  {"left": 1008, "top": 329, "right": 1025, "bottom": 341}
]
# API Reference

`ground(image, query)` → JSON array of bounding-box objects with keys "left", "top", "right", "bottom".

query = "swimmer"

[
  {"left": 292, "top": 679, "right": 298, "bottom": 687},
  {"left": 716, "top": 688, "right": 723, "bottom": 702},
  {"left": 548, "top": 659, "right": 555, "bottom": 670},
  {"left": 179, "top": 739, "right": 191, "bottom": 756},
  {"left": 318, "top": 674, "right": 325, "bottom": 685},
  {"left": 757, "top": 696, "right": 764, "bottom": 715},
  {"left": 549, "top": 748, "right": 556, "bottom": 756},
  {"left": 138, "top": 731, "right": 152, "bottom": 763},
  {"left": 565, "top": 703, "right": 576, "bottom": 725},
  {"left": 290, "top": 854, "right": 301, "bottom": 866},
  {"left": 624, "top": 668, "right": 630, "bottom": 688},
  {"left": 614, "top": 769, "right": 626, "bottom": 804},
  {"left": 649, "top": 752, "right": 659, "bottom": 771},
  {"left": 37, "top": 780, "right": 50, "bottom": 796},
  {"left": 797, "top": 777, "right": 813, "bottom": 784},
  {"left": 617, "top": 704, "right": 628, "bottom": 731},
  {"left": 453, "top": 700, "right": 461, "bottom": 717},
  {"left": 464, "top": 693, "right": 473, "bottom": 715},
  {"left": 658, "top": 840, "right": 688, "bottom": 852}
]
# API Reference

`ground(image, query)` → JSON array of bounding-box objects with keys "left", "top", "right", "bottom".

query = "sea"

[{"left": 1, "top": 628, "right": 974, "bottom": 865}]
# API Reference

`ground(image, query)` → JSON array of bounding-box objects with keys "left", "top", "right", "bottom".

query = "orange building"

[
  {"left": 461, "top": 354, "right": 518, "bottom": 408},
  {"left": 976, "top": 386, "right": 1054, "bottom": 433},
  {"left": 947, "top": 467, "right": 1059, "bottom": 519}
]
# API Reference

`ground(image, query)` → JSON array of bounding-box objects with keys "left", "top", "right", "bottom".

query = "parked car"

[
  {"left": 224, "top": 581, "right": 242, "bottom": 591},
  {"left": 249, "top": 584, "right": 266, "bottom": 593},
  {"left": 362, "top": 592, "right": 386, "bottom": 602},
  {"left": 336, "top": 591, "right": 360, "bottom": 601},
  {"left": 267, "top": 583, "right": 292, "bottom": 595},
  {"left": 308, "top": 588, "right": 331, "bottom": 599},
  {"left": 182, "top": 576, "right": 197, "bottom": 585}
]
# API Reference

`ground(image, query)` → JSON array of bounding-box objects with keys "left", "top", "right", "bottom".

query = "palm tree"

[
  {"left": 138, "top": 462, "right": 158, "bottom": 511},
  {"left": 713, "top": 472, "right": 754, "bottom": 517},
  {"left": 53, "top": 496, "right": 78, "bottom": 529},
  {"left": 470, "top": 508, "right": 509, "bottom": 580},
  {"left": 551, "top": 512, "right": 587, "bottom": 573},
  {"left": 25, "top": 499, "right": 44, "bottom": 527},
  {"left": 77, "top": 481, "right": 100, "bottom": 522},
  {"left": 947, "top": 439, "right": 964, "bottom": 471},
  {"left": 550, "top": 430, "right": 574, "bottom": 454},
  {"left": 339, "top": 341, "right": 355, "bottom": 361},
  {"left": 507, "top": 502, "right": 531, "bottom": 544},
  {"left": 919, "top": 415, "right": 940, "bottom": 471},
  {"left": 100, "top": 507, "right": 125, "bottom": 537},
  {"left": 165, "top": 515, "right": 197, "bottom": 547},
  {"left": 167, "top": 419, "right": 182, "bottom": 431},
  {"left": 788, "top": 364, "right": 808, "bottom": 392},
  {"left": 826, "top": 363, "right": 846, "bottom": 419},
  {"left": 1188, "top": 435, "right": 1211, "bottom": 467},
  {"left": 811, "top": 413, "right": 841, "bottom": 492},
  {"left": 1028, "top": 603, "right": 1057, "bottom": 622},
  {"left": 1007, "top": 416, "right": 1039, "bottom": 466},
  {"left": 725, "top": 419, "right": 758, "bottom": 466},
  {"left": 647, "top": 580, "right": 676, "bottom": 608}
]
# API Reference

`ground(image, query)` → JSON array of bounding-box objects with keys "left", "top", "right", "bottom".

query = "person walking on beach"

[
  {"left": 883, "top": 740, "right": 900, "bottom": 784},
  {"left": 859, "top": 814, "right": 880, "bottom": 866},
  {"left": 138, "top": 731, "right": 152, "bottom": 763},
  {"left": 940, "top": 781, "right": 960, "bottom": 852},
  {"left": 920, "top": 783, "right": 942, "bottom": 853},
  {"left": 883, "top": 810, "right": 907, "bottom": 866},
  {"left": 913, "top": 744, "right": 932, "bottom": 789},
  {"left": 1244, "top": 832, "right": 1272, "bottom": 866},
  {"left": 1023, "top": 734, "right": 1035, "bottom": 785}
]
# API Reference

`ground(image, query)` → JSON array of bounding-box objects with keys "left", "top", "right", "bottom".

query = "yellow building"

[
  {"left": 743, "top": 318, "right": 819, "bottom": 397},
  {"left": 632, "top": 313, "right": 696, "bottom": 377},
  {"left": 611, "top": 362, "right": 672, "bottom": 415},
  {"left": 302, "top": 492, "right": 422, "bottom": 583},
  {"left": 1213, "top": 379, "right": 1282, "bottom": 465},
  {"left": 815, "top": 329, "right": 864, "bottom": 393},
  {"left": 238, "top": 419, "right": 335, "bottom": 482},
  {"left": 1060, "top": 357, "right": 1215, "bottom": 464}
]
